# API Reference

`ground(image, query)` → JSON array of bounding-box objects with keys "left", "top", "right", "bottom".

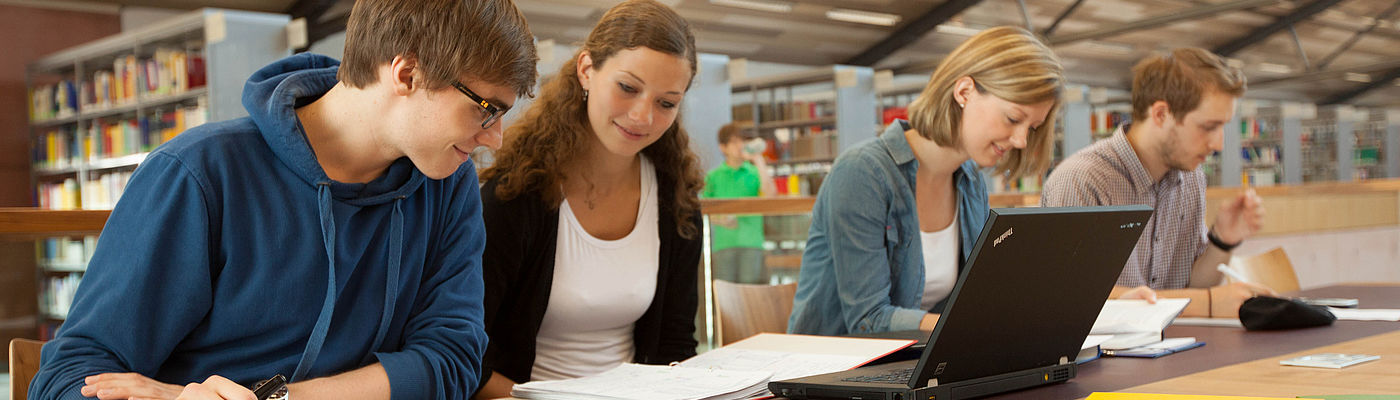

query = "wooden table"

[{"left": 992, "top": 284, "right": 1400, "bottom": 399}]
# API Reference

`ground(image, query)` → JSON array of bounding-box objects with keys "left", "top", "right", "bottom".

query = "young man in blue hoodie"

[{"left": 28, "top": 1, "right": 537, "bottom": 399}]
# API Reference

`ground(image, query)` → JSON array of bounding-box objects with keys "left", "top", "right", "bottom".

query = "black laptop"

[{"left": 770, "top": 205, "right": 1153, "bottom": 400}]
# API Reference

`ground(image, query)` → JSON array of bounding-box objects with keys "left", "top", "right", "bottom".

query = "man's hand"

[
  {"left": 174, "top": 376, "right": 256, "bottom": 400},
  {"left": 1117, "top": 285, "right": 1159, "bottom": 303},
  {"left": 1209, "top": 282, "right": 1279, "bottom": 318},
  {"left": 81, "top": 372, "right": 184, "bottom": 400},
  {"left": 1213, "top": 189, "right": 1265, "bottom": 245}
]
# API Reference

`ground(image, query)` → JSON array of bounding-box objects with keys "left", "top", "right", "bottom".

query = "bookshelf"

[
  {"left": 730, "top": 65, "right": 876, "bottom": 197},
  {"left": 24, "top": 8, "right": 290, "bottom": 335}
]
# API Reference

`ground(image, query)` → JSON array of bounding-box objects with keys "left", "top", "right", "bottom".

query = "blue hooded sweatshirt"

[{"left": 30, "top": 54, "right": 488, "bottom": 400}]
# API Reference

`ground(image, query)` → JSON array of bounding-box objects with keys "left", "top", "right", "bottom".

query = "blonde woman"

[{"left": 788, "top": 26, "right": 1065, "bottom": 335}]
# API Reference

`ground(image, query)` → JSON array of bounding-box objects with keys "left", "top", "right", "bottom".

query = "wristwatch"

[
  {"left": 254, "top": 375, "right": 290, "bottom": 400},
  {"left": 1207, "top": 228, "right": 1240, "bottom": 251}
]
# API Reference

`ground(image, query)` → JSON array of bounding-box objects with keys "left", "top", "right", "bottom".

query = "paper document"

[
  {"left": 513, "top": 333, "right": 914, "bottom": 400},
  {"left": 1326, "top": 307, "right": 1400, "bottom": 321},
  {"left": 1171, "top": 317, "right": 1244, "bottom": 328},
  {"left": 511, "top": 363, "right": 771, "bottom": 400},
  {"left": 1081, "top": 334, "right": 1113, "bottom": 350}
]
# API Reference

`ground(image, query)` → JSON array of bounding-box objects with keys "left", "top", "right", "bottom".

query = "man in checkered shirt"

[{"left": 1042, "top": 48, "right": 1274, "bottom": 318}]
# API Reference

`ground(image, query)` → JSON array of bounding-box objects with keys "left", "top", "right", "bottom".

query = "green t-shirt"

[{"left": 702, "top": 161, "right": 765, "bottom": 250}]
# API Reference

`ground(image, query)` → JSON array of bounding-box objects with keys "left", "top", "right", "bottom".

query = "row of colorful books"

[
  {"left": 41, "top": 274, "right": 84, "bottom": 320},
  {"left": 29, "top": 48, "right": 206, "bottom": 122},
  {"left": 36, "top": 170, "right": 132, "bottom": 210},
  {"left": 33, "top": 102, "right": 208, "bottom": 169}
]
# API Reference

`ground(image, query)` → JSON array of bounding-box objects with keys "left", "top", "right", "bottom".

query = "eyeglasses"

[{"left": 452, "top": 81, "right": 507, "bottom": 129}]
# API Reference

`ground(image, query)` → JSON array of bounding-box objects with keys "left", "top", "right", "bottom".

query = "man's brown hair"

[
  {"left": 1131, "top": 48, "right": 1246, "bottom": 123},
  {"left": 716, "top": 123, "right": 746, "bottom": 145},
  {"left": 338, "top": 0, "right": 538, "bottom": 97}
]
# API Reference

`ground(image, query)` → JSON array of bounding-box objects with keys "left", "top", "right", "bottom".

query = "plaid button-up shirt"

[{"left": 1041, "top": 125, "right": 1208, "bottom": 289}]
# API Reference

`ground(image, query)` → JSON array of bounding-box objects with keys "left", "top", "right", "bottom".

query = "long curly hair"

[{"left": 480, "top": 0, "right": 704, "bottom": 239}]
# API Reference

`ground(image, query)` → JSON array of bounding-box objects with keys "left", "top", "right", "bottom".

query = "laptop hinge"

[
  {"left": 1059, "top": 356, "right": 1070, "bottom": 365},
  {"left": 925, "top": 378, "right": 939, "bottom": 387}
]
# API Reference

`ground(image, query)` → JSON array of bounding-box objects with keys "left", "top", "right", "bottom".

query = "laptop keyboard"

[{"left": 841, "top": 367, "right": 914, "bottom": 383}]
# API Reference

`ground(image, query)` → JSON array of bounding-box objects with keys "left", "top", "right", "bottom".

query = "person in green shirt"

[{"left": 703, "top": 123, "right": 777, "bottom": 284}]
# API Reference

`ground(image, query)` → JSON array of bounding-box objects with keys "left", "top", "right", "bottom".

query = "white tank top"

[
  {"left": 530, "top": 156, "right": 660, "bottom": 381},
  {"left": 920, "top": 208, "right": 959, "bottom": 310}
]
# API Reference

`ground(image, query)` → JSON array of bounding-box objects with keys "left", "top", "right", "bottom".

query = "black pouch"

[{"left": 1238, "top": 296, "right": 1337, "bottom": 330}]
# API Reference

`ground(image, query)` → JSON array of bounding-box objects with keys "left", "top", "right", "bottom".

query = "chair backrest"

[
  {"left": 10, "top": 338, "right": 45, "bottom": 400},
  {"left": 712, "top": 281, "right": 798, "bottom": 346},
  {"left": 1228, "top": 247, "right": 1300, "bottom": 293}
]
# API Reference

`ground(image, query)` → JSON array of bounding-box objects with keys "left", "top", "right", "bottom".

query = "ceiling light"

[
  {"left": 826, "top": 8, "right": 901, "bottom": 26},
  {"left": 1345, "top": 72, "right": 1372, "bottom": 83},
  {"left": 934, "top": 24, "right": 983, "bottom": 36},
  {"left": 1082, "top": 41, "right": 1136, "bottom": 55},
  {"left": 709, "top": 0, "right": 792, "bottom": 13},
  {"left": 1257, "top": 62, "right": 1292, "bottom": 74}
]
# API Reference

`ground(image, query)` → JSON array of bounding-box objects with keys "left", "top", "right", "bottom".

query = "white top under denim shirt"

[
  {"left": 787, "top": 120, "right": 988, "bottom": 335},
  {"left": 920, "top": 208, "right": 959, "bottom": 310}
]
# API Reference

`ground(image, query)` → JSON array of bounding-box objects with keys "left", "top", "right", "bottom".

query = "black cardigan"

[{"left": 476, "top": 174, "right": 702, "bottom": 389}]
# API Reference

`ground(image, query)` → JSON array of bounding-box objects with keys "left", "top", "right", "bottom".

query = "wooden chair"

[
  {"left": 1228, "top": 247, "right": 1301, "bottom": 293},
  {"left": 712, "top": 281, "right": 798, "bottom": 346},
  {"left": 10, "top": 338, "right": 45, "bottom": 400}
]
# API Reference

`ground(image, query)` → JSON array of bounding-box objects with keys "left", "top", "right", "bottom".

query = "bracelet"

[
  {"left": 1207, "top": 228, "right": 1240, "bottom": 252},
  {"left": 1206, "top": 288, "right": 1213, "bottom": 318}
]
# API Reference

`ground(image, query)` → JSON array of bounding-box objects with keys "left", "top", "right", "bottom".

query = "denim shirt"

[{"left": 787, "top": 120, "right": 989, "bottom": 335}]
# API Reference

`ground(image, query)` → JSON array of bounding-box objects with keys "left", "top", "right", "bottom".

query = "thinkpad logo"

[{"left": 993, "top": 227, "right": 1013, "bottom": 247}]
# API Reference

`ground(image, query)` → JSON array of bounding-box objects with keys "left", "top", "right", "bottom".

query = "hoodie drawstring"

[
  {"left": 293, "top": 183, "right": 340, "bottom": 381},
  {"left": 364, "top": 197, "right": 404, "bottom": 363}
]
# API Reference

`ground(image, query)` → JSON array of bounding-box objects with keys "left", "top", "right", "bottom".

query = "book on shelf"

[
  {"left": 29, "top": 48, "right": 206, "bottom": 123},
  {"left": 37, "top": 178, "right": 82, "bottom": 210},
  {"left": 41, "top": 274, "right": 83, "bottom": 322}
]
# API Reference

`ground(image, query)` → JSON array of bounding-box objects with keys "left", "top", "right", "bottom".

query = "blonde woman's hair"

[{"left": 906, "top": 26, "right": 1065, "bottom": 179}]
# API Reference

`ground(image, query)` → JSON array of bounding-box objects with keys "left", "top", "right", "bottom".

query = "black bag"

[{"left": 1238, "top": 296, "right": 1337, "bottom": 330}]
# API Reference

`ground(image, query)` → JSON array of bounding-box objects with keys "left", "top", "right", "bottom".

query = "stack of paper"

[
  {"left": 511, "top": 363, "right": 770, "bottom": 400},
  {"left": 1091, "top": 298, "right": 1191, "bottom": 350},
  {"left": 512, "top": 333, "right": 915, "bottom": 400}
]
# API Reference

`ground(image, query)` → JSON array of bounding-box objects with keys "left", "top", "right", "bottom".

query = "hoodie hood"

[{"left": 242, "top": 53, "right": 424, "bottom": 206}]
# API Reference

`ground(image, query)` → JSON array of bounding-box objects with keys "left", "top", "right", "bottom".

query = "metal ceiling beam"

[
  {"left": 1048, "top": 0, "right": 1278, "bottom": 46},
  {"left": 1315, "top": 0, "right": 1400, "bottom": 70},
  {"left": 1040, "top": 0, "right": 1084, "bottom": 37},
  {"left": 286, "top": 0, "right": 337, "bottom": 22},
  {"left": 287, "top": 0, "right": 342, "bottom": 52},
  {"left": 843, "top": 0, "right": 982, "bottom": 67},
  {"left": 1319, "top": 66, "right": 1400, "bottom": 105},
  {"left": 306, "top": 13, "right": 349, "bottom": 50},
  {"left": 1213, "top": 0, "right": 1343, "bottom": 57},
  {"left": 1251, "top": 59, "right": 1400, "bottom": 87}
]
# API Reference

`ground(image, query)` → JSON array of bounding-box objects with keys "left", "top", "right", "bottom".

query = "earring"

[
  {"left": 583, "top": 90, "right": 589, "bottom": 101},
  {"left": 957, "top": 101, "right": 964, "bottom": 108}
]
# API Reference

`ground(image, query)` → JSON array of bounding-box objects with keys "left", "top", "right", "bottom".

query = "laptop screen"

[{"left": 907, "top": 205, "right": 1152, "bottom": 387}]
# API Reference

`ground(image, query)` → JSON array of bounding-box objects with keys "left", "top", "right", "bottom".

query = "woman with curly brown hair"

[{"left": 472, "top": 0, "right": 704, "bottom": 398}]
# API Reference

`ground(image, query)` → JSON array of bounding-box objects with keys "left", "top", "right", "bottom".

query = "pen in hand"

[{"left": 1216, "top": 263, "right": 1251, "bottom": 284}]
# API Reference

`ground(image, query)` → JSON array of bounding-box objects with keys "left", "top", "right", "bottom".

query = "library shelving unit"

[
  {"left": 1237, "top": 107, "right": 1285, "bottom": 186},
  {"left": 1352, "top": 112, "right": 1387, "bottom": 180},
  {"left": 730, "top": 65, "right": 877, "bottom": 197},
  {"left": 1301, "top": 114, "right": 1339, "bottom": 183},
  {"left": 720, "top": 65, "right": 875, "bottom": 284},
  {"left": 25, "top": 8, "right": 290, "bottom": 338}
]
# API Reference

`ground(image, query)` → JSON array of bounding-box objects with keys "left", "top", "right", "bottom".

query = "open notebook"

[
  {"left": 510, "top": 333, "right": 915, "bottom": 400},
  {"left": 1091, "top": 298, "right": 1191, "bottom": 350}
]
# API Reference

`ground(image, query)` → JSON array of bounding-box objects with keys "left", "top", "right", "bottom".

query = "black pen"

[{"left": 252, "top": 374, "right": 287, "bottom": 400}]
